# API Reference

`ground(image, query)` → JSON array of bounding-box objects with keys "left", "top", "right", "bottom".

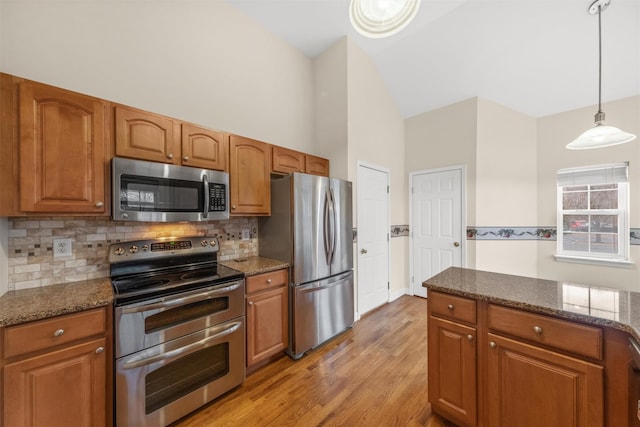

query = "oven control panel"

[{"left": 109, "top": 236, "right": 219, "bottom": 263}]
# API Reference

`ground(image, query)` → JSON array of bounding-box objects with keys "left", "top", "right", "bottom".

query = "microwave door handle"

[{"left": 202, "top": 175, "right": 210, "bottom": 219}]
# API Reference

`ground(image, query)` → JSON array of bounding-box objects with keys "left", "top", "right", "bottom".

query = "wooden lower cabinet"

[
  {"left": 486, "top": 333, "right": 603, "bottom": 427},
  {"left": 246, "top": 269, "right": 288, "bottom": 373},
  {"left": 428, "top": 292, "right": 606, "bottom": 427},
  {"left": 2, "top": 307, "right": 111, "bottom": 427},
  {"left": 4, "top": 338, "right": 107, "bottom": 427},
  {"left": 428, "top": 316, "right": 477, "bottom": 427}
]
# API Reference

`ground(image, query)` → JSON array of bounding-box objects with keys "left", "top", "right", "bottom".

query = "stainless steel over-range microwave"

[{"left": 112, "top": 157, "right": 229, "bottom": 222}]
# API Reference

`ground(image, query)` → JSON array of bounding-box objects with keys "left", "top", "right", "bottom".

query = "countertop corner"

[
  {"left": 220, "top": 256, "right": 289, "bottom": 276},
  {"left": 0, "top": 278, "right": 113, "bottom": 327}
]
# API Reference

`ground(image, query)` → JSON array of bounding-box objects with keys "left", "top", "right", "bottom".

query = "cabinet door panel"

[
  {"left": 272, "top": 146, "right": 304, "bottom": 174},
  {"left": 428, "top": 316, "right": 476, "bottom": 426},
  {"left": 486, "top": 333, "right": 603, "bottom": 427},
  {"left": 229, "top": 135, "right": 270, "bottom": 215},
  {"left": 305, "top": 155, "right": 329, "bottom": 177},
  {"left": 246, "top": 286, "right": 288, "bottom": 368},
  {"left": 19, "top": 83, "right": 107, "bottom": 213},
  {"left": 181, "top": 124, "right": 228, "bottom": 171},
  {"left": 4, "top": 337, "right": 107, "bottom": 427},
  {"left": 114, "top": 106, "right": 179, "bottom": 164}
]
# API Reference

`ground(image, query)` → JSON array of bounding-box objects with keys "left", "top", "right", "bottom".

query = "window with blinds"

[{"left": 556, "top": 162, "right": 630, "bottom": 263}]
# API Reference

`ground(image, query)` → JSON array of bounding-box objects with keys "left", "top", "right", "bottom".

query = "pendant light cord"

[{"left": 597, "top": 5, "right": 603, "bottom": 116}]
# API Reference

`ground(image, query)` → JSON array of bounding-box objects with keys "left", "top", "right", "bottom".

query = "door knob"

[
  {"left": 360, "top": 248, "right": 368, "bottom": 254},
  {"left": 453, "top": 241, "right": 460, "bottom": 247}
]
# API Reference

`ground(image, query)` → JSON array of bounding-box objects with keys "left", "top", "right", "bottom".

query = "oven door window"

[
  {"left": 145, "top": 343, "right": 229, "bottom": 414},
  {"left": 145, "top": 297, "right": 229, "bottom": 333},
  {"left": 119, "top": 175, "right": 204, "bottom": 212}
]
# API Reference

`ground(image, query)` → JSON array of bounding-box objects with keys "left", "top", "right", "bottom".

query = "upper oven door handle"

[
  {"left": 121, "top": 281, "right": 243, "bottom": 314},
  {"left": 121, "top": 320, "right": 242, "bottom": 369}
]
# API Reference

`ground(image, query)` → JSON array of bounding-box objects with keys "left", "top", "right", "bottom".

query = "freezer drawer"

[{"left": 289, "top": 271, "right": 354, "bottom": 359}]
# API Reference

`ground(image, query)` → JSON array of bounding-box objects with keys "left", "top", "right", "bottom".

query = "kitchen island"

[{"left": 423, "top": 267, "right": 638, "bottom": 427}]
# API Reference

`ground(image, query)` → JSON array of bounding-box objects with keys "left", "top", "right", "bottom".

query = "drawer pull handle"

[
  {"left": 533, "top": 326, "right": 543, "bottom": 335},
  {"left": 53, "top": 329, "right": 64, "bottom": 337},
  {"left": 267, "top": 279, "right": 272, "bottom": 284},
  {"left": 447, "top": 304, "right": 454, "bottom": 310},
  {"left": 467, "top": 335, "right": 474, "bottom": 342},
  {"left": 248, "top": 301, "right": 254, "bottom": 306},
  {"left": 95, "top": 347, "right": 104, "bottom": 354},
  {"left": 489, "top": 341, "right": 497, "bottom": 349}
]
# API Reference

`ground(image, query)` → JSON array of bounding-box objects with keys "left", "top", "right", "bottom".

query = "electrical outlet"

[
  {"left": 241, "top": 229, "right": 250, "bottom": 241},
  {"left": 53, "top": 238, "right": 73, "bottom": 258}
]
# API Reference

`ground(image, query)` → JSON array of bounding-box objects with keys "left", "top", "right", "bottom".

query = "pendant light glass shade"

[
  {"left": 350, "top": 0, "right": 421, "bottom": 38},
  {"left": 566, "top": 0, "right": 636, "bottom": 149},
  {"left": 567, "top": 124, "right": 636, "bottom": 149}
]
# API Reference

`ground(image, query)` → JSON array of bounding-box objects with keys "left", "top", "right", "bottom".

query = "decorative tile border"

[
  {"left": 391, "top": 225, "right": 409, "bottom": 238},
  {"left": 468, "top": 227, "right": 640, "bottom": 244},
  {"left": 467, "top": 227, "right": 556, "bottom": 241}
]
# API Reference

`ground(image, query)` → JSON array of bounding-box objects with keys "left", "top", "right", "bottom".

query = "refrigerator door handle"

[
  {"left": 328, "top": 187, "right": 337, "bottom": 265},
  {"left": 323, "top": 188, "right": 332, "bottom": 266}
]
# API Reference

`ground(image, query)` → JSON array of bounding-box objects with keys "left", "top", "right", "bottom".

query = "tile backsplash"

[{"left": 7, "top": 216, "right": 258, "bottom": 291}]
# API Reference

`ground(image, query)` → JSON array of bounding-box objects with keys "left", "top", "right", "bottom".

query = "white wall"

[
  {"left": 537, "top": 95, "right": 640, "bottom": 290},
  {"left": 313, "top": 39, "right": 349, "bottom": 179},
  {"left": 345, "top": 39, "right": 407, "bottom": 299},
  {"left": 0, "top": 1, "right": 315, "bottom": 152},
  {"left": 475, "top": 98, "right": 538, "bottom": 276},
  {"left": 405, "top": 98, "right": 478, "bottom": 268}
]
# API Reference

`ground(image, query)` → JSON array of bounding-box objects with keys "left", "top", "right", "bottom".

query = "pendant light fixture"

[
  {"left": 350, "top": 0, "right": 421, "bottom": 39},
  {"left": 566, "top": 0, "right": 636, "bottom": 149}
]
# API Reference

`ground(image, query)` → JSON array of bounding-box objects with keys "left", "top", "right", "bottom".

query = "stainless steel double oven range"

[{"left": 110, "top": 236, "right": 245, "bottom": 427}]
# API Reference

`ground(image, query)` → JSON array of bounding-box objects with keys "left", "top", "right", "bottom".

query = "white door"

[
  {"left": 410, "top": 167, "right": 464, "bottom": 298},
  {"left": 357, "top": 162, "right": 390, "bottom": 315}
]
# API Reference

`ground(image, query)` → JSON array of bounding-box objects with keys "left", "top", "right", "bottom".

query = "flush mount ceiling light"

[
  {"left": 349, "top": 0, "right": 421, "bottom": 39},
  {"left": 567, "top": 0, "right": 636, "bottom": 149}
]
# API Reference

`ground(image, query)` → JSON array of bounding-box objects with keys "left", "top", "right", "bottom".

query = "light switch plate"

[
  {"left": 53, "top": 238, "right": 73, "bottom": 258},
  {"left": 241, "top": 229, "right": 250, "bottom": 241}
]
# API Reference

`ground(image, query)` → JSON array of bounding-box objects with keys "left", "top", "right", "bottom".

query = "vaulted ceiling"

[{"left": 228, "top": 0, "right": 640, "bottom": 119}]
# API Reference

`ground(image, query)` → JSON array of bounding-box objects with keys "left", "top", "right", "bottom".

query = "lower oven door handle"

[
  {"left": 121, "top": 320, "right": 242, "bottom": 369},
  {"left": 121, "top": 282, "right": 243, "bottom": 314}
]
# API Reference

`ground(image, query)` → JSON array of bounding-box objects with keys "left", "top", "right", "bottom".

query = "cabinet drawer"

[
  {"left": 488, "top": 304, "right": 603, "bottom": 360},
  {"left": 246, "top": 269, "right": 288, "bottom": 294},
  {"left": 4, "top": 308, "right": 107, "bottom": 359},
  {"left": 429, "top": 291, "right": 476, "bottom": 324}
]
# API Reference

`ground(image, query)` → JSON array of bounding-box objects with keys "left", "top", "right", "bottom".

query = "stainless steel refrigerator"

[{"left": 259, "top": 172, "right": 354, "bottom": 359}]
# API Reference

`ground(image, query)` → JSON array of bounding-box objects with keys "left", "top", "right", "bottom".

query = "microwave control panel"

[{"left": 209, "top": 183, "right": 227, "bottom": 212}]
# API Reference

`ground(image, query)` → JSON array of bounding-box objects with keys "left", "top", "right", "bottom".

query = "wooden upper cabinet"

[
  {"left": 115, "top": 105, "right": 228, "bottom": 171},
  {"left": 272, "top": 146, "right": 304, "bottom": 174},
  {"left": 272, "top": 146, "right": 330, "bottom": 177},
  {"left": 229, "top": 134, "right": 270, "bottom": 216},
  {"left": 305, "top": 154, "right": 329, "bottom": 177},
  {"left": 19, "top": 81, "right": 108, "bottom": 213},
  {"left": 181, "top": 123, "right": 228, "bottom": 171},
  {"left": 114, "top": 105, "right": 180, "bottom": 165}
]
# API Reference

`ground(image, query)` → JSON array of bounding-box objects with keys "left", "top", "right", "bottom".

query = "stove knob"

[
  {"left": 114, "top": 247, "right": 125, "bottom": 256},
  {"left": 141, "top": 245, "right": 149, "bottom": 251},
  {"left": 210, "top": 240, "right": 217, "bottom": 247},
  {"left": 129, "top": 245, "right": 139, "bottom": 254},
  {"left": 201, "top": 240, "right": 208, "bottom": 247}
]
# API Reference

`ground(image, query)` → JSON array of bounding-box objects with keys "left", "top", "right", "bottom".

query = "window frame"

[{"left": 555, "top": 163, "right": 632, "bottom": 267}]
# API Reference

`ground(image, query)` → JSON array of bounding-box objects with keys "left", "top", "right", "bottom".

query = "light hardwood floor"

[{"left": 172, "top": 295, "right": 455, "bottom": 427}]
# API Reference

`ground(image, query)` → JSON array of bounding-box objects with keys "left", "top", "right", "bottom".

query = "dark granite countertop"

[
  {"left": 423, "top": 267, "right": 640, "bottom": 343},
  {"left": 0, "top": 278, "right": 113, "bottom": 327},
  {"left": 220, "top": 256, "right": 289, "bottom": 276}
]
